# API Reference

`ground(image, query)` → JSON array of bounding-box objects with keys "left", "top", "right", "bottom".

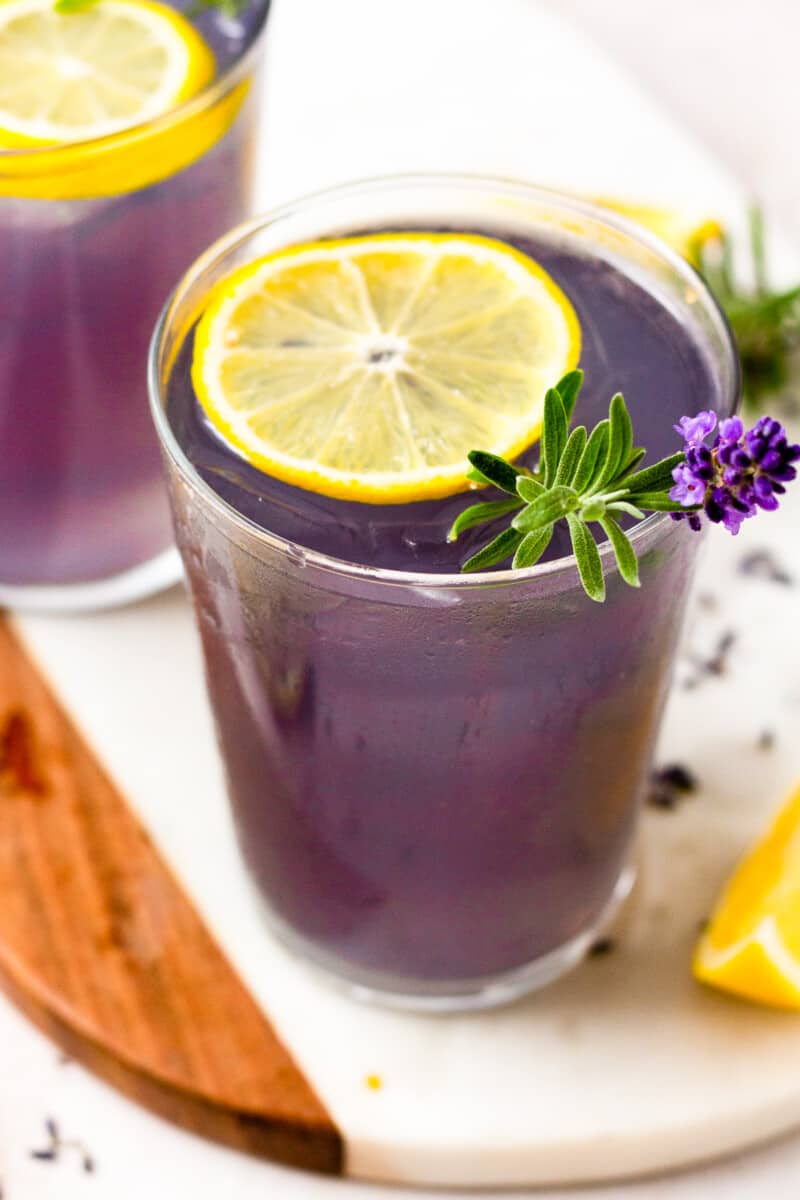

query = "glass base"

[
  {"left": 258, "top": 862, "right": 637, "bottom": 1014},
  {"left": 0, "top": 546, "right": 183, "bottom": 615}
]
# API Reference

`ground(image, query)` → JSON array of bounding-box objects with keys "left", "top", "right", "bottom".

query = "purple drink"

[
  {"left": 168, "top": 237, "right": 718, "bottom": 571},
  {"left": 0, "top": 0, "right": 269, "bottom": 609},
  {"left": 151, "top": 179, "right": 738, "bottom": 1008}
]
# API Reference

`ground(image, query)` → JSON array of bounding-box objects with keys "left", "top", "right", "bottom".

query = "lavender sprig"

[
  {"left": 449, "top": 371, "right": 689, "bottom": 601},
  {"left": 449, "top": 370, "right": 800, "bottom": 602}
]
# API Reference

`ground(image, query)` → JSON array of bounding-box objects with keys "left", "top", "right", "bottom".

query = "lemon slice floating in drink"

[
  {"left": 694, "top": 782, "right": 800, "bottom": 1009},
  {"left": 191, "top": 234, "right": 581, "bottom": 504},
  {"left": 0, "top": 0, "right": 231, "bottom": 200},
  {"left": 0, "top": 0, "right": 214, "bottom": 147},
  {"left": 594, "top": 200, "right": 723, "bottom": 267}
]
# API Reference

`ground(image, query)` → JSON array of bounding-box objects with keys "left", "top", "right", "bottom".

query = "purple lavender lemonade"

[
  {"left": 156, "top": 185, "right": 736, "bottom": 1006},
  {"left": 0, "top": 0, "right": 269, "bottom": 603}
]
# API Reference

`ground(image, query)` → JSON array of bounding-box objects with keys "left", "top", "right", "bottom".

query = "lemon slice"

[
  {"left": 694, "top": 783, "right": 800, "bottom": 1009},
  {"left": 593, "top": 199, "right": 723, "bottom": 267},
  {"left": 0, "top": 0, "right": 214, "bottom": 147},
  {"left": 191, "top": 234, "right": 581, "bottom": 504}
]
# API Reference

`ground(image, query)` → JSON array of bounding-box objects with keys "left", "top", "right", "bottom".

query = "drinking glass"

[
  {"left": 149, "top": 177, "right": 739, "bottom": 1010},
  {"left": 0, "top": 2, "right": 269, "bottom": 611}
]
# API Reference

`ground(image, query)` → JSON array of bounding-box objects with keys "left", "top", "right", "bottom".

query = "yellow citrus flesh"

[
  {"left": 0, "top": 0, "right": 214, "bottom": 145},
  {"left": 694, "top": 783, "right": 800, "bottom": 1009},
  {"left": 593, "top": 199, "right": 723, "bottom": 267},
  {"left": 191, "top": 233, "right": 581, "bottom": 504},
  {"left": 0, "top": 0, "right": 231, "bottom": 199}
]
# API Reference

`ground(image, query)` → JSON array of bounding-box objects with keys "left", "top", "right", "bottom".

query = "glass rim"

[
  {"left": 0, "top": 4, "right": 268, "bottom": 167},
  {"left": 148, "top": 172, "right": 741, "bottom": 591}
]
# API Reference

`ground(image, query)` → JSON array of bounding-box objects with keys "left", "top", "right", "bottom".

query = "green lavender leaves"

[
  {"left": 699, "top": 208, "right": 800, "bottom": 412},
  {"left": 465, "top": 451, "right": 523, "bottom": 493},
  {"left": 457, "top": 527, "right": 524, "bottom": 573},
  {"left": 567, "top": 512, "right": 605, "bottom": 602},
  {"left": 448, "top": 371, "right": 691, "bottom": 601},
  {"left": 188, "top": 0, "right": 250, "bottom": 18},
  {"left": 512, "top": 485, "right": 578, "bottom": 533},
  {"left": 448, "top": 496, "right": 525, "bottom": 540}
]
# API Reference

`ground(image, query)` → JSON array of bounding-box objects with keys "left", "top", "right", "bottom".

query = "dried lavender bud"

[
  {"left": 30, "top": 1118, "right": 95, "bottom": 1175},
  {"left": 706, "top": 631, "right": 737, "bottom": 675},
  {"left": 686, "top": 629, "right": 737, "bottom": 686},
  {"left": 648, "top": 763, "right": 698, "bottom": 809},
  {"left": 697, "top": 592, "right": 719, "bottom": 611},
  {"left": 654, "top": 764, "right": 698, "bottom": 792},
  {"left": 738, "top": 548, "right": 793, "bottom": 586},
  {"left": 589, "top": 937, "right": 616, "bottom": 957}
]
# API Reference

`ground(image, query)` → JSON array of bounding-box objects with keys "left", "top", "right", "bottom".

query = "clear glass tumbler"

[
  {"left": 149, "top": 178, "right": 739, "bottom": 1010},
  {"left": 0, "top": 2, "right": 269, "bottom": 612}
]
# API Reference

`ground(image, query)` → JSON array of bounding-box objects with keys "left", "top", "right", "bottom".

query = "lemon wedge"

[
  {"left": 0, "top": 0, "right": 213, "bottom": 147},
  {"left": 694, "top": 783, "right": 800, "bottom": 1009},
  {"left": 191, "top": 233, "right": 581, "bottom": 504}
]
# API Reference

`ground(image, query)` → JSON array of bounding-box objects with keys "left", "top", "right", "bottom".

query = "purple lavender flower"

[
  {"left": 670, "top": 462, "right": 705, "bottom": 506},
  {"left": 719, "top": 416, "right": 743, "bottom": 442},
  {"left": 673, "top": 411, "right": 717, "bottom": 446},
  {"left": 670, "top": 411, "right": 800, "bottom": 535}
]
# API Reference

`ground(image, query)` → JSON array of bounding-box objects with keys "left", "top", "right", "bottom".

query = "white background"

[
  {"left": 555, "top": 0, "right": 800, "bottom": 247},
  {"left": 3, "top": 0, "right": 800, "bottom": 1196}
]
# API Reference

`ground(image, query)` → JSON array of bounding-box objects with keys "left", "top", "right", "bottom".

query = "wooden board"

[{"left": 0, "top": 616, "right": 341, "bottom": 1176}]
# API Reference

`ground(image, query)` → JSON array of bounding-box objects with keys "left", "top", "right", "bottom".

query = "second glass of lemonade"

[
  {"left": 150, "top": 177, "right": 738, "bottom": 1010},
  {"left": 0, "top": 0, "right": 269, "bottom": 610}
]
